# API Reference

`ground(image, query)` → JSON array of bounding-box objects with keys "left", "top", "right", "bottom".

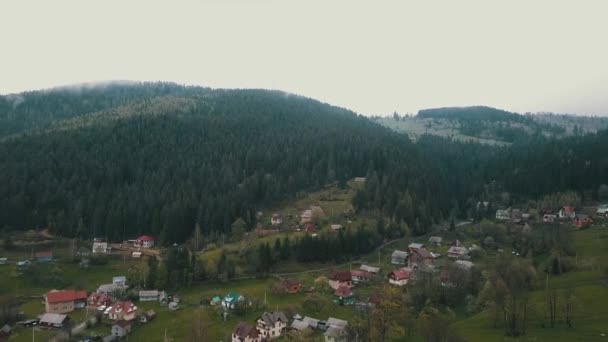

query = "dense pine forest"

[
  {"left": 1, "top": 83, "right": 607, "bottom": 245},
  {"left": 0, "top": 83, "right": 449, "bottom": 243}
]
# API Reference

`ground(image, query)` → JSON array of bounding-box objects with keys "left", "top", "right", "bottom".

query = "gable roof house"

[
  {"left": 223, "top": 292, "right": 244, "bottom": 309},
  {"left": 388, "top": 267, "right": 413, "bottom": 286},
  {"left": 135, "top": 235, "right": 155, "bottom": 248},
  {"left": 408, "top": 248, "right": 433, "bottom": 269},
  {"left": 0, "top": 324, "right": 12, "bottom": 341},
  {"left": 324, "top": 318, "right": 348, "bottom": 342},
  {"left": 87, "top": 292, "right": 112, "bottom": 309},
  {"left": 391, "top": 250, "right": 409, "bottom": 265},
  {"left": 256, "top": 311, "right": 288, "bottom": 340},
  {"left": 359, "top": 264, "right": 380, "bottom": 274},
  {"left": 35, "top": 251, "right": 53, "bottom": 263},
  {"left": 559, "top": 206, "right": 576, "bottom": 219},
  {"left": 328, "top": 271, "right": 353, "bottom": 290},
  {"left": 45, "top": 290, "right": 87, "bottom": 314},
  {"left": 330, "top": 224, "right": 343, "bottom": 231},
  {"left": 112, "top": 320, "right": 132, "bottom": 338},
  {"left": 139, "top": 290, "right": 159, "bottom": 302},
  {"left": 350, "top": 270, "right": 370, "bottom": 283},
  {"left": 428, "top": 236, "right": 443, "bottom": 245},
  {"left": 270, "top": 213, "right": 283, "bottom": 226},
  {"left": 232, "top": 322, "right": 261, "bottom": 342},
  {"left": 108, "top": 301, "right": 138, "bottom": 321},
  {"left": 112, "top": 276, "right": 127, "bottom": 287},
  {"left": 92, "top": 241, "right": 109, "bottom": 254},
  {"left": 300, "top": 210, "right": 313, "bottom": 224},
  {"left": 543, "top": 213, "right": 558, "bottom": 223},
  {"left": 496, "top": 209, "right": 511, "bottom": 220},
  {"left": 38, "top": 313, "right": 69, "bottom": 328},
  {"left": 408, "top": 243, "right": 425, "bottom": 252},
  {"left": 572, "top": 214, "right": 593, "bottom": 228},
  {"left": 333, "top": 286, "right": 354, "bottom": 305},
  {"left": 447, "top": 246, "right": 468, "bottom": 259}
]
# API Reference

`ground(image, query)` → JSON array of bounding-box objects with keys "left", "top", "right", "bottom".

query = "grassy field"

[{"left": 453, "top": 225, "right": 608, "bottom": 342}]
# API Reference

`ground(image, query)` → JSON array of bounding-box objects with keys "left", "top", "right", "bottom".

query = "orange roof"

[
  {"left": 46, "top": 290, "right": 87, "bottom": 304},
  {"left": 137, "top": 235, "right": 154, "bottom": 241},
  {"left": 389, "top": 267, "right": 413, "bottom": 281}
]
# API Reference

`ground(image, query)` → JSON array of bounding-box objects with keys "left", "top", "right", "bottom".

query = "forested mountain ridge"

[
  {"left": 374, "top": 105, "right": 608, "bottom": 144},
  {"left": 0, "top": 83, "right": 452, "bottom": 244}
]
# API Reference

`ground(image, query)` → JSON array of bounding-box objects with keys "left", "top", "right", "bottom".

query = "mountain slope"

[
  {"left": 0, "top": 84, "right": 447, "bottom": 243},
  {"left": 374, "top": 106, "right": 608, "bottom": 144}
]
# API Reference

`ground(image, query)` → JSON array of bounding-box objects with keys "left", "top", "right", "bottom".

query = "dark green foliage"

[
  {"left": 294, "top": 227, "right": 382, "bottom": 263},
  {"left": 0, "top": 84, "right": 446, "bottom": 243}
]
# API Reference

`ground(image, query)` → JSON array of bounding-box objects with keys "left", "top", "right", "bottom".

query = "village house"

[
  {"left": 16, "top": 260, "right": 31, "bottom": 270},
  {"left": 387, "top": 267, "right": 413, "bottom": 286},
  {"left": 112, "top": 320, "right": 132, "bottom": 338},
  {"left": 281, "top": 279, "right": 302, "bottom": 294},
  {"left": 139, "top": 290, "right": 159, "bottom": 302},
  {"left": 135, "top": 235, "right": 155, "bottom": 248},
  {"left": 92, "top": 239, "right": 109, "bottom": 254},
  {"left": 35, "top": 251, "right": 53, "bottom": 263},
  {"left": 543, "top": 213, "right": 557, "bottom": 223},
  {"left": 428, "top": 236, "right": 442, "bottom": 246},
  {"left": 108, "top": 301, "right": 138, "bottom": 321},
  {"left": 300, "top": 210, "right": 313, "bottom": 224},
  {"left": 0, "top": 257, "right": 7, "bottom": 265},
  {"left": 391, "top": 250, "right": 408, "bottom": 265},
  {"left": 572, "top": 214, "right": 593, "bottom": 228},
  {"left": 38, "top": 313, "right": 69, "bottom": 329},
  {"left": 139, "top": 309, "right": 156, "bottom": 323},
  {"left": 75, "top": 247, "right": 90, "bottom": 258},
  {"left": 45, "top": 290, "right": 87, "bottom": 314},
  {"left": 354, "top": 177, "right": 366, "bottom": 183},
  {"left": 232, "top": 322, "right": 261, "bottom": 342},
  {"left": 408, "top": 248, "right": 433, "bottom": 269},
  {"left": 222, "top": 292, "right": 244, "bottom": 309},
  {"left": 496, "top": 209, "right": 510, "bottom": 220},
  {"left": 559, "top": 206, "right": 576, "bottom": 219},
  {"left": 270, "top": 213, "right": 283, "bottom": 226},
  {"left": 324, "top": 318, "right": 348, "bottom": 342},
  {"left": 447, "top": 246, "right": 468, "bottom": 259},
  {"left": 97, "top": 283, "right": 121, "bottom": 295},
  {"left": 333, "top": 286, "right": 354, "bottom": 305},
  {"left": 0, "top": 324, "right": 11, "bottom": 341},
  {"left": 330, "top": 224, "right": 343, "bottom": 231},
  {"left": 303, "top": 223, "right": 318, "bottom": 235},
  {"left": 408, "top": 243, "right": 425, "bottom": 252},
  {"left": 350, "top": 270, "right": 370, "bottom": 283},
  {"left": 328, "top": 271, "right": 353, "bottom": 290},
  {"left": 132, "top": 251, "right": 142, "bottom": 258},
  {"left": 256, "top": 311, "right": 288, "bottom": 340},
  {"left": 290, "top": 319, "right": 311, "bottom": 332},
  {"left": 113, "top": 276, "right": 127, "bottom": 287},
  {"left": 359, "top": 264, "right": 380, "bottom": 274},
  {"left": 87, "top": 292, "right": 112, "bottom": 310}
]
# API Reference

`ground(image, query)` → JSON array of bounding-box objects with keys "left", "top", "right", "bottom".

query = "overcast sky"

[{"left": 1, "top": 0, "right": 607, "bottom": 116}]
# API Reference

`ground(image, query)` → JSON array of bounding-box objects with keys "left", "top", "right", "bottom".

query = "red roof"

[
  {"left": 562, "top": 206, "right": 575, "bottom": 213},
  {"left": 350, "top": 270, "right": 370, "bottom": 279},
  {"left": 137, "top": 235, "right": 154, "bottom": 241},
  {"left": 334, "top": 286, "right": 352, "bottom": 297},
  {"left": 388, "top": 267, "right": 413, "bottom": 281},
  {"left": 35, "top": 251, "right": 53, "bottom": 258},
  {"left": 87, "top": 292, "right": 112, "bottom": 306},
  {"left": 46, "top": 290, "right": 87, "bottom": 304},
  {"left": 110, "top": 301, "right": 137, "bottom": 315},
  {"left": 330, "top": 271, "right": 352, "bottom": 282}
]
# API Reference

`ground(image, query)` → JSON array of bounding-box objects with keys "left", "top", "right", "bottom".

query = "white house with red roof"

[
  {"left": 387, "top": 267, "right": 413, "bottom": 286},
  {"left": 108, "top": 301, "right": 138, "bottom": 321},
  {"left": 135, "top": 235, "right": 155, "bottom": 248},
  {"left": 45, "top": 290, "right": 87, "bottom": 314}
]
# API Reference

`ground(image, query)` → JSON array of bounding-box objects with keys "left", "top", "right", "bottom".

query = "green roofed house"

[
  {"left": 222, "top": 292, "right": 243, "bottom": 309},
  {"left": 210, "top": 295, "right": 221, "bottom": 306},
  {"left": 333, "top": 286, "right": 354, "bottom": 305}
]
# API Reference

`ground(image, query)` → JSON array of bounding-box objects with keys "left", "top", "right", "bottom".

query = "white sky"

[{"left": 1, "top": 0, "right": 607, "bottom": 116}]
